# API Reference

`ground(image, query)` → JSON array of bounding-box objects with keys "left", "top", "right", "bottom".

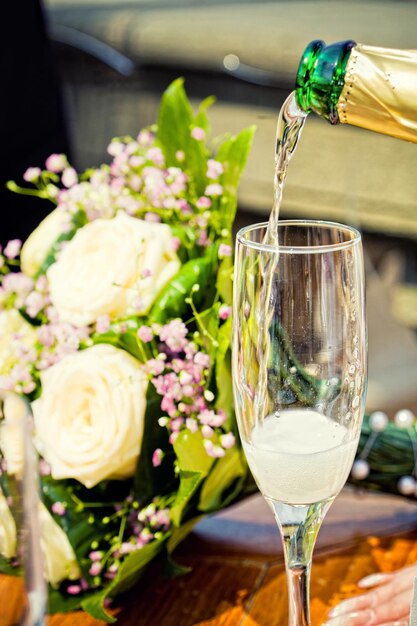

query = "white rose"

[
  {"left": 0, "top": 487, "right": 16, "bottom": 559},
  {"left": 47, "top": 214, "right": 180, "bottom": 327},
  {"left": 0, "top": 492, "right": 80, "bottom": 585},
  {"left": 39, "top": 503, "right": 81, "bottom": 586},
  {"left": 0, "top": 309, "right": 37, "bottom": 375},
  {"left": 32, "top": 344, "right": 148, "bottom": 488},
  {"left": 20, "top": 208, "right": 71, "bottom": 277}
]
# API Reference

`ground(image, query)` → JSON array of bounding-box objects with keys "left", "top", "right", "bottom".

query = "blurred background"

[{"left": 5, "top": 0, "right": 417, "bottom": 417}]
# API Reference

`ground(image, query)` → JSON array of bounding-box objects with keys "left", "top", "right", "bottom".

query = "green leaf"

[
  {"left": 81, "top": 537, "right": 165, "bottom": 622},
  {"left": 0, "top": 555, "right": 21, "bottom": 576},
  {"left": 216, "top": 126, "right": 256, "bottom": 230},
  {"left": 157, "top": 78, "right": 193, "bottom": 166},
  {"left": 107, "top": 538, "right": 165, "bottom": 597},
  {"left": 199, "top": 447, "right": 246, "bottom": 512},
  {"left": 149, "top": 256, "right": 214, "bottom": 324},
  {"left": 91, "top": 324, "right": 145, "bottom": 362},
  {"left": 164, "top": 515, "right": 204, "bottom": 578},
  {"left": 157, "top": 78, "right": 209, "bottom": 195},
  {"left": 170, "top": 470, "right": 204, "bottom": 526},
  {"left": 134, "top": 386, "right": 174, "bottom": 502},
  {"left": 41, "top": 477, "right": 129, "bottom": 580},
  {"left": 173, "top": 430, "right": 214, "bottom": 475},
  {"left": 214, "top": 317, "right": 234, "bottom": 427},
  {"left": 81, "top": 588, "right": 116, "bottom": 623},
  {"left": 164, "top": 554, "right": 192, "bottom": 577},
  {"left": 170, "top": 431, "right": 216, "bottom": 525},
  {"left": 166, "top": 515, "right": 203, "bottom": 556},
  {"left": 48, "top": 586, "right": 94, "bottom": 614},
  {"left": 216, "top": 254, "right": 233, "bottom": 304},
  {"left": 194, "top": 95, "right": 216, "bottom": 136}
]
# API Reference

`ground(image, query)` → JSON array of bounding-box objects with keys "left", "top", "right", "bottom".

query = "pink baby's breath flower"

[
  {"left": 191, "top": 127, "right": 205, "bottom": 141},
  {"left": 120, "top": 542, "right": 136, "bottom": 555},
  {"left": 45, "top": 306, "right": 59, "bottom": 323},
  {"left": 170, "top": 417, "right": 184, "bottom": 432},
  {"left": 67, "top": 585, "right": 82, "bottom": 595},
  {"left": 160, "top": 395, "right": 177, "bottom": 417},
  {"left": 22, "top": 381, "right": 36, "bottom": 394},
  {"left": 61, "top": 167, "right": 78, "bottom": 188},
  {"left": 220, "top": 432, "right": 236, "bottom": 449},
  {"left": 176, "top": 150, "right": 185, "bottom": 162},
  {"left": 196, "top": 196, "right": 211, "bottom": 209},
  {"left": 169, "top": 431, "right": 179, "bottom": 445},
  {"left": 130, "top": 174, "right": 142, "bottom": 191},
  {"left": 89, "top": 551, "right": 103, "bottom": 562},
  {"left": 197, "top": 230, "right": 208, "bottom": 247},
  {"left": 219, "top": 243, "right": 232, "bottom": 258},
  {"left": 51, "top": 502, "right": 66, "bottom": 516},
  {"left": 137, "top": 129, "right": 154, "bottom": 146},
  {"left": 144, "top": 212, "right": 161, "bottom": 223},
  {"left": 138, "top": 325, "right": 153, "bottom": 343},
  {"left": 162, "top": 197, "right": 177, "bottom": 210},
  {"left": 45, "top": 153, "right": 67, "bottom": 173},
  {"left": 146, "top": 147, "right": 165, "bottom": 166},
  {"left": 201, "top": 425, "right": 214, "bottom": 438},
  {"left": 107, "top": 141, "right": 124, "bottom": 157},
  {"left": 125, "top": 141, "right": 139, "bottom": 155},
  {"left": 110, "top": 176, "right": 125, "bottom": 192},
  {"left": 2, "top": 272, "right": 33, "bottom": 296},
  {"left": 171, "top": 237, "right": 181, "bottom": 252},
  {"left": 25, "top": 291, "right": 46, "bottom": 318},
  {"left": 177, "top": 199, "right": 192, "bottom": 214},
  {"left": 141, "top": 268, "right": 152, "bottom": 278},
  {"left": 35, "top": 275, "right": 48, "bottom": 292},
  {"left": 3, "top": 239, "right": 22, "bottom": 259},
  {"left": 219, "top": 304, "right": 232, "bottom": 320},
  {"left": 159, "top": 319, "right": 188, "bottom": 352},
  {"left": 203, "top": 440, "right": 226, "bottom": 458},
  {"left": 152, "top": 448, "right": 164, "bottom": 467},
  {"left": 205, "top": 183, "right": 223, "bottom": 197},
  {"left": 130, "top": 156, "right": 144, "bottom": 171},
  {"left": 181, "top": 384, "right": 194, "bottom": 398},
  {"left": 194, "top": 351, "right": 210, "bottom": 368},
  {"left": 96, "top": 315, "right": 110, "bottom": 334},
  {"left": 154, "top": 510, "right": 170, "bottom": 528},
  {"left": 89, "top": 562, "right": 102, "bottom": 576},
  {"left": 186, "top": 417, "right": 198, "bottom": 433},
  {"left": 39, "top": 459, "right": 51, "bottom": 476},
  {"left": 179, "top": 370, "right": 193, "bottom": 385},
  {"left": 207, "top": 159, "right": 224, "bottom": 179},
  {"left": 146, "top": 358, "right": 166, "bottom": 376},
  {"left": 23, "top": 167, "right": 41, "bottom": 182},
  {"left": 199, "top": 409, "right": 226, "bottom": 428}
]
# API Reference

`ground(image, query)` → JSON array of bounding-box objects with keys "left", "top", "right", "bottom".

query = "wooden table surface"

[{"left": 2, "top": 487, "right": 417, "bottom": 626}]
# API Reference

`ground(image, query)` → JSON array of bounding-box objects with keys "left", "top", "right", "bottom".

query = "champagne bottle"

[{"left": 295, "top": 40, "right": 417, "bottom": 143}]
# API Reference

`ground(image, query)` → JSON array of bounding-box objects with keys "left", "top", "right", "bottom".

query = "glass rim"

[{"left": 236, "top": 219, "right": 362, "bottom": 254}]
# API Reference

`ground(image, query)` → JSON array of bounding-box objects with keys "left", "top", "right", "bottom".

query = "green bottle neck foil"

[{"left": 295, "top": 40, "right": 356, "bottom": 124}]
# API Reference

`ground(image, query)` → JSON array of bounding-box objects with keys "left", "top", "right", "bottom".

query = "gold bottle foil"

[{"left": 337, "top": 44, "right": 417, "bottom": 143}]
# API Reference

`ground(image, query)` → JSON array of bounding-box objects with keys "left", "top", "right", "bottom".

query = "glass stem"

[{"left": 269, "top": 499, "right": 333, "bottom": 626}]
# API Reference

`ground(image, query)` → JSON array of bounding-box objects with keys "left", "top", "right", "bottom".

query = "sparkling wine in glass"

[{"left": 232, "top": 220, "right": 367, "bottom": 626}]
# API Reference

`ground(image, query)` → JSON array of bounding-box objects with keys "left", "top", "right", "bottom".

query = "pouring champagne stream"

[{"left": 233, "top": 93, "right": 367, "bottom": 625}]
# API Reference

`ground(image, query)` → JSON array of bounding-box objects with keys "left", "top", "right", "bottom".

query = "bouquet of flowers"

[{"left": 0, "top": 79, "right": 255, "bottom": 621}]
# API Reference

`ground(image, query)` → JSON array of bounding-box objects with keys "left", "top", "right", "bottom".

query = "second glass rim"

[{"left": 236, "top": 219, "right": 362, "bottom": 254}]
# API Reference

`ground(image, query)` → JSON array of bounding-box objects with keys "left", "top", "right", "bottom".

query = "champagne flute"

[
  {"left": 232, "top": 220, "right": 366, "bottom": 626},
  {"left": 0, "top": 390, "right": 47, "bottom": 626}
]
